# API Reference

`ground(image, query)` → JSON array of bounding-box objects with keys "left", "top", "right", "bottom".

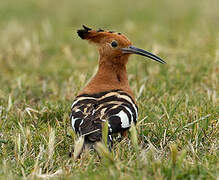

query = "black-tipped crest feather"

[
  {"left": 77, "top": 25, "right": 92, "bottom": 39},
  {"left": 77, "top": 25, "right": 122, "bottom": 39}
]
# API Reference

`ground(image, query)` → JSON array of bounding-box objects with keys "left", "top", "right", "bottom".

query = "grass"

[{"left": 0, "top": 0, "right": 218, "bottom": 179}]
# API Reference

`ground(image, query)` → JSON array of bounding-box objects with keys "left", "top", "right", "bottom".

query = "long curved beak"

[{"left": 121, "top": 46, "right": 166, "bottom": 64}]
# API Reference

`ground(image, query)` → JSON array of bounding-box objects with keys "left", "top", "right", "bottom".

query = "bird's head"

[{"left": 77, "top": 25, "right": 166, "bottom": 66}]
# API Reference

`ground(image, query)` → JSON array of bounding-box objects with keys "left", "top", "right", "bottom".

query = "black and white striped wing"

[{"left": 70, "top": 90, "right": 138, "bottom": 141}]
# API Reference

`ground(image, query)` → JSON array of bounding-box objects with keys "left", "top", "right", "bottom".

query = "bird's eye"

[{"left": 111, "top": 41, "right": 118, "bottom": 48}]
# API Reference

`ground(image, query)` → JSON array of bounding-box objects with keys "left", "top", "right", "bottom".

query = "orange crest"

[{"left": 77, "top": 25, "right": 132, "bottom": 47}]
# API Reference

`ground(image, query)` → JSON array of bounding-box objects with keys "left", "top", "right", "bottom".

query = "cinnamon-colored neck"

[
  {"left": 79, "top": 56, "right": 134, "bottom": 98},
  {"left": 97, "top": 58, "right": 129, "bottom": 85}
]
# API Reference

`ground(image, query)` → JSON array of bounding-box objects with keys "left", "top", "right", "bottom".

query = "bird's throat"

[
  {"left": 98, "top": 59, "right": 128, "bottom": 83},
  {"left": 79, "top": 56, "right": 132, "bottom": 95}
]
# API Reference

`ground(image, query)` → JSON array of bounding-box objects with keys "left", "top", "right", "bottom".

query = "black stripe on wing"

[{"left": 70, "top": 89, "right": 138, "bottom": 139}]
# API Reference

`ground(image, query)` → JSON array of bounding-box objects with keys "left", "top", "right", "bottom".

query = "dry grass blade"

[
  {"left": 7, "top": 95, "right": 12, "bottom": 111},
  {"left": 136, "top": 83, "right": 145, "bottom": 100},
  {"left": 136, "top": 115, "right": 148, "bottom": 127},
  {"left": 30, "top": 145, "right": 44, "bottom": 178},
  {"left": 43, "top": 128, "right": 56, "bottom": 171},
  {"left": 182, "top": 114, "right": 211, "bottom": 129},
  {"left": 35, "top": 169, "right": 63, "bottom": 179},
  {"left": 73, "top": 136, "right": 84, "bottom": 160},
  {"left": 48, "top": 128, "right": 55, "bottom": 161}
]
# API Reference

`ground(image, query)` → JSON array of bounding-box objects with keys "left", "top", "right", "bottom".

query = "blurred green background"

[{"left": 0, "top": 0, "right": 218, "bottom": 179}]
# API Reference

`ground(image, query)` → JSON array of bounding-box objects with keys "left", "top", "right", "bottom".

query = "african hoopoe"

[{"left": 70, "top": 25, "right": 165, "bottom": 148}]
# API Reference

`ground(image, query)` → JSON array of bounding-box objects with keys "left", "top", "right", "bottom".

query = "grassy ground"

[{"left": 0, "top": 0, "right": 218, "bottom": 179}]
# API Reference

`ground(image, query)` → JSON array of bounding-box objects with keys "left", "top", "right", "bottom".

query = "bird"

[{"left": 70, "top": 25, "right": 165, "bottom": 150}]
